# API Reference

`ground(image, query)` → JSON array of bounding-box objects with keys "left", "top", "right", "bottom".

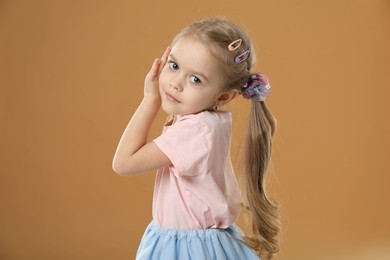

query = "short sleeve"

[{"left": 153, "top": 116, "right": 210, "bottom": 176}]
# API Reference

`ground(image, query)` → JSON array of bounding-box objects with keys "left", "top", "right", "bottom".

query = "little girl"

[{"left": 113, "top": 18, "right": 280, "bottom": 260}]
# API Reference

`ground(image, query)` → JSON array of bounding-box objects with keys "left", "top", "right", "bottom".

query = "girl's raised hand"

[{"left": 144, "top": 46, "right": 170, "bottom": 100}]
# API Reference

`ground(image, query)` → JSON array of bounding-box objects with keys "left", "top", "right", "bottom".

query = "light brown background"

[{"left": 1, "top": 0, "right": 389, "bottom": 259}]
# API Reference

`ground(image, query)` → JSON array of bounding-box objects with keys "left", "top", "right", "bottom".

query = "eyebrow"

[{"left": 168, "top": 54, "right": 209, "bottom": 82}]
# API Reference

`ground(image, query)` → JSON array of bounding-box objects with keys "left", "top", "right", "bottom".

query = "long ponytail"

[{"left": 242, "top": 101, "right": 280, "bottom": 259}]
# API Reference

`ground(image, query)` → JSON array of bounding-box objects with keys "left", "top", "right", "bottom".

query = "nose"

[{"left": 169, "top": 77, "right": 183, "bottom": 92}]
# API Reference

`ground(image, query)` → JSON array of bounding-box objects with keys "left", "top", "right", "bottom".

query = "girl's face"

[{"left": 158, "top": 36, "right": 226, "bottom": 118}]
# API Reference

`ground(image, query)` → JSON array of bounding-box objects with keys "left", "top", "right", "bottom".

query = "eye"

[
  {"left": 190, "top": 75, "right": 202, "bottom": 84},
  {"left": 168, "top": 61, "right": 179, "bottom": 71}
]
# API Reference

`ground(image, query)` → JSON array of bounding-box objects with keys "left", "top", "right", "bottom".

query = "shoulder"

[
  {"left": 159, "top": 111, "right": 232, "bottom": 146},
  {"left": 154, "top": 111, "right": 230, "bottom": 176},
  {"left": 177, "top": 111, "right": 232, "bottom": 131}
]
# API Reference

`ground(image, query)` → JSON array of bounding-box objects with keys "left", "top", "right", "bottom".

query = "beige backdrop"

[{"left": 1, "top": 0, "right": 389, "bottom": 259}]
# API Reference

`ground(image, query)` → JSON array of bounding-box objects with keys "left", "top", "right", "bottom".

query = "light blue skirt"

[{"left": 136, "top": 221, "right": 259, "bottom": 260}]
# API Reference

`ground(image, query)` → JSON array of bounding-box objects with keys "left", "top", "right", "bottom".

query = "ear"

[{"left": 216, "top": 89, "right": 239, "bottom": 107}]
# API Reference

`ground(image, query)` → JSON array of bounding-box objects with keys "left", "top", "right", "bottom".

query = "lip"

[{"left": 165, "top": 92, "right": 181, "bottom": 103}]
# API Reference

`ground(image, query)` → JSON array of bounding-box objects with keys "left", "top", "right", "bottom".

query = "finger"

[
  {"left": 148, "top": 58, "right": 160, "bottom": 80},
  {"left": 161, "top": 46, "right": 171, "bottom": 61},
  {"left": 158, "top": 46, "right": 171, "bottom": 74}
]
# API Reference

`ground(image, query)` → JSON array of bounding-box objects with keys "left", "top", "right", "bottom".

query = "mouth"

[{"left": 165, "top": 92, "right": 181, "bottom": 103}]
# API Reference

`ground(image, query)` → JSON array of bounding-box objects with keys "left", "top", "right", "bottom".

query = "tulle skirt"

[{"left": 136, "top": 221, "right": 259, "bottom": 260}]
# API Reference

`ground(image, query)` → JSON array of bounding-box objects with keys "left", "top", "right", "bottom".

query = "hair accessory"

[
  {"left": 228, "top": 39, "right": 242, "bottom": 51},
  {"left": 240, "top": 73, "right": 271, "bottom": 102},
  {"left": 234, "top": 50, "right": 250, "bottom": 64}
]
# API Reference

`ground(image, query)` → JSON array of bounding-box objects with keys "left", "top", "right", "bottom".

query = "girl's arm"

[{"left": 112, "top": 47, "right": 171, "bottom": 176}]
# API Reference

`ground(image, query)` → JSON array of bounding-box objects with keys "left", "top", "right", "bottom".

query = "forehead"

[{"left": 170, "top": 36, "right": 222, "bottom": 79}]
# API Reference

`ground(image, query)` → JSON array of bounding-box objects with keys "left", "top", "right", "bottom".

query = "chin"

[{"left": 161, "top": 103, "right": 178, "bottom": 116}]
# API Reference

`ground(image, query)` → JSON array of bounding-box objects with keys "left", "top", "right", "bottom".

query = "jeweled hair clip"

[
  {"left": 234, "top": 50, "right": 250, "bottom": 63},
  {"left": 228, "top": 39, "right": 250, "bottom": 64},
  {"left": 228, "top": 39, "right": 242, "bottom": 51}
]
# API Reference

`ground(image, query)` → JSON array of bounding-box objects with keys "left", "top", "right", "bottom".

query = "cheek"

[{"left": 158, "top": 69, "right": 169, "bottom": 88}]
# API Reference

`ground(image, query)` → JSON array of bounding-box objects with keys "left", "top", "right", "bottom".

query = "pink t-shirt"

[{"left": 152, "top": 111, "right": 242, "bottom": 230}]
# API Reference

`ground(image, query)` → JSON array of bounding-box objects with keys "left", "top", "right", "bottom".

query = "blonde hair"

[{"left": 173, "top": 18, "right": 280, "bottom": 259}]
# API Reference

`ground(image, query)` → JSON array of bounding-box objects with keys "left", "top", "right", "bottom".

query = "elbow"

[
  {"left": 112, "top": 158, "right": 137, "bottom": 176},
  {"left": 112, "top": 160, "right": 127, "bottom": 176}
]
